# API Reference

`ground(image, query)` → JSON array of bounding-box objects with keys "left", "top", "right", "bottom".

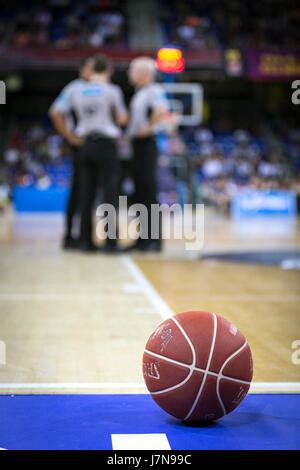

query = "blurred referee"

[
  {"left": 51, "top": 55, "right": 127, "bottom": 252},
  {"left": 127, "top": 57, "right": 169, "bottom": 252},
  {"left": 49, "top": 56, "right": 95, "bottom": 249}
]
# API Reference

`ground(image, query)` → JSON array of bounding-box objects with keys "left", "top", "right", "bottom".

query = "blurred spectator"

[
  {"left": 201, "top": 150, "right": 226, "bottom": 179},
  {"left": 257, "top": 153, "right": 285, "bottom": 179},
  {"left": 202, "top": 176, "right": 235, "bottom": 213},
  {"left": 176, "top": 14, "right": 219, "bottom": 49},
  {"left": 230, "top": 130, "right": 261, "bottom": 162},
  {"left": 3, "top": 122, "right": 72, "bottom": 190},
  {"left": 232, "top": 156, "right": 255, "bottom": 183}
]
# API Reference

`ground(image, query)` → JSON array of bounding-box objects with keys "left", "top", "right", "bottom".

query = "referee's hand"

[
  {"left": 136, "top": 125, "right": 153, "bottom": 138},
  {"left": 67, "top": 134, "right": 84, "bottom": 147}
]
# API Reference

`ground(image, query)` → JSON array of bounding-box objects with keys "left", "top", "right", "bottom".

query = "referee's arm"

[
  {"left": 49, "top": 108, "right": 83, "bottom": 147},
  {"left": 49, "top": 87, "right": 83, "bottom": 147},
  {"left": 136, "top": 103, "right": 168, "bottom": 138},
  {"left": 115, "top": 110, "right": 128, "bottom": 127},
  {"left": 112, "top": 86, "right": 128, "bottom": 128},
  {"left": 137, "top": 86, "right": 170, "bottom": 138}
]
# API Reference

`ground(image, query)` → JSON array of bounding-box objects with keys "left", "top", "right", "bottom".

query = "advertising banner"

[{"left": 246, "top": 49, "right": 300, "bottom": 80}]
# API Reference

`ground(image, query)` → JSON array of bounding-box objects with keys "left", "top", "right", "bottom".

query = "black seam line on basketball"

[{"left": 144, "top": 349, "right": 251, "bottom": 385}]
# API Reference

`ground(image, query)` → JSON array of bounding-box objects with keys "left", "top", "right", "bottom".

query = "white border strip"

[
  {"left": 112, "top": 433, "right": 171, "bottom": 450},
  {"left": 0, "top": 382, "right": 299, "bottom": 393},
  {"left": 122, "top": 256, "right": 174, "bottom": 320}
]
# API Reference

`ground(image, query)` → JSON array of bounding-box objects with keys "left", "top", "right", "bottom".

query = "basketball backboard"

[{"left": 161, "top": 83, "right": 203, "bottom": 126}]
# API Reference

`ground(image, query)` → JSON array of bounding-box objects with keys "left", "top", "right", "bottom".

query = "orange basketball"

[{"left": 143, "top": 311, "right": 253, "bottom": 422}]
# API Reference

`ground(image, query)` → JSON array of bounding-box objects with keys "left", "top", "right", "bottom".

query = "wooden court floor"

[{"left": 0, "top": 211, "right": 299, "bottom": 394}]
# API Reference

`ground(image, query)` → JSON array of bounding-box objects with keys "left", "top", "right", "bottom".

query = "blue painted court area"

[{"left": 0, "top": 394, "right": 299, "bottom": 450}]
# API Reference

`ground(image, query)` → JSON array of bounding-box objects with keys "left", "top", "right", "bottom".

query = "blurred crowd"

[
  {"left": 1, "top": 0, "right": 299, "bottom": 50},
  {"left": 1, "top": 123, "right": 71, "bottom": 197},
  {"left": 160, "top": 0, "right": 300, "bottom": 50},
  {"left": 158, "top": 127, "right": 300, "bottom": 212},
  {"left": 2, "top": 121, "right": 300, "bottom": 213},
  {"left": 0, "top": 0, "right": 126, "bottom": 49}
]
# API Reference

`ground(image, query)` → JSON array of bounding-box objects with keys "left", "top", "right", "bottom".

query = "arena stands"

[
  {"left": 1, "top": 0, "right": 300, "bottom": 50},
  {"left": 159, "top": 0, "right": 300, "bottom": 49},
  {"left": 0, "top": 0, "right": 127, "bottom": 49},
  {"left": 1, "top": 0, "right": 300, "bottom": 214},
  {"left": 3, "top": 121, "right": 300, "bottom": 213}
]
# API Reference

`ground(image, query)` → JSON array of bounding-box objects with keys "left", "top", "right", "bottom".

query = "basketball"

[{"left": 143, "top": 311, "right": 253, "bottom": 422}]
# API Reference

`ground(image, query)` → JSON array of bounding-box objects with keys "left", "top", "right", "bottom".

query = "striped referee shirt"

[
  {"left": 127, "top": 82, "right": 169, "bottom": 137},
  {"left": 51, "top": 79, "right": 127, "bottom": 139}
]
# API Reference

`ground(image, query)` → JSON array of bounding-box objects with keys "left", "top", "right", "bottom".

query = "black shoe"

[
  {"left": 100, "top": 244, "right": 123, "bottom": 254},
  {"left": 62, "top": 236, "right": 80, "bottom": 250},
  {"left": 123, "top": 239, "right": 147, "bottom": 252},
  {"left": 139, "top": 241, "right": 162, "bottom": 252},
  {"left": 78, "top": 241, "right": 99, "bottom": 252}
]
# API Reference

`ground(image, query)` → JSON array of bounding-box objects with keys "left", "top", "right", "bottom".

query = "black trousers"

[
  {"left": 80, "top": 135, "right": 119, "bottom": 246},
  {"left": 65, "top": 147, "right": 82, "bottom": 238},
  {"left": 132, "top": 136, "right": 161, "bottom": 244}
]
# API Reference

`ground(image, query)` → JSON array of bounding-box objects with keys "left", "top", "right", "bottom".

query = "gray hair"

[{"left": 130, "top": 57, "right": 157, "bottom": 77}]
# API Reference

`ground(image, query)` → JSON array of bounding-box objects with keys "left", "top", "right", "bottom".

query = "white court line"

[
  {"left": 111, "top": 433, "right": 171, "bottom": 450},
  {"left": 1, "top": 292, "right": 299, "bottom": 302},
  {"left": 0, "top": 382, "right": 299, "bottom": 393},
  {"left": 249, "top": 382, "right": 300, "bottom": 394},
  {"left": 0, "top": 293, "right": 129, "bottom": 300},
  {"left": 0, "top": 382, "right": 147, "bottom": 390},
  {"left": 122, "top": 255, "right": 174, "bottom": 320}
]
